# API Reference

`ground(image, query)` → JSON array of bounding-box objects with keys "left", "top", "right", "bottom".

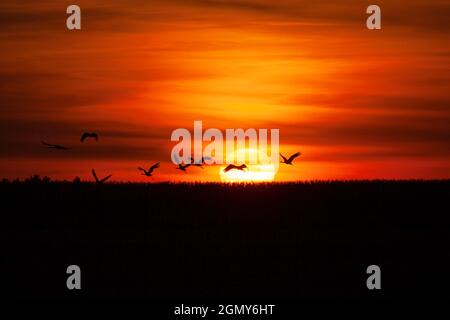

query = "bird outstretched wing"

[
  {"left": 92, "top": 169, "right": 99, "bottom": 183},
  {"left": 138, "top": 167, "right": 147, "bottom": 173},
  {"left": 287, "top": 152, "right": 301, "bottom": 163},
  {"left": 80, "top": 133, "right": 88, "bottom": 142},
  {"left": 42, "top": 141, "right": 70, "bottom": 150},
  {"left": 280, "top": 153, "right": 288, "bottom": 162},
  {"left": 81, "top": 132, "right": 98, "bottom": 142},
  {"left": 149, "top": 162, "right": 160, "bottom": 173},
  {"left": 100, "top": 174, "right": 112, "bottom": 183}
]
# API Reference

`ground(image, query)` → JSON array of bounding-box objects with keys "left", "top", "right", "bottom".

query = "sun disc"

[{"left": 219, "top": 148, "right": 276, "bottom": 183}]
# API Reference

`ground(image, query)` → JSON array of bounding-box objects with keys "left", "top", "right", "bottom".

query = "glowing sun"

[{"left": 219, "top": 148, "right": 276, "bottom": 183}]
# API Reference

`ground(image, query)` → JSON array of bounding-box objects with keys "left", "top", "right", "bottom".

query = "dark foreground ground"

[{"left": 1, "top": 180, "right": 450, "bottom": 301}]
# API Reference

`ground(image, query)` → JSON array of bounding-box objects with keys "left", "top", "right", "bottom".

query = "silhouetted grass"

[{"left": 2, "top": 179, "right": 449, "bottom": 300}]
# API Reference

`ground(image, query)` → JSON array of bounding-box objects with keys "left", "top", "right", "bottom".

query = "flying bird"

[
  {"left": 280, "top": 152, "right": 301, "bottom": 165},
  {"left": 92, "top": 169, "right": 112, "bottom": 185},
  {"left": 80, "top": 132, "right": 98, "bottom": 142},
  {"left": 41, "top": 141, "right": 71, "bottom": 150},
  {"left": 190, "top": 156, "right": 213, "bottom": 169},
  {"left": 223, "top": 164, "right": 248, "bottom": 172},
  {"left": 173, "top": 154, "right": 192, "bottom": 172},
  {"left": 176, "top": 163, "right": 191, "bottom": 172},
  {"left": 138, "top": 162, "right": 160, "bottom": 176}
]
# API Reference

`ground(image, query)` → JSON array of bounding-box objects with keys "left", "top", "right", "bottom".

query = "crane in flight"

[
  {"left": 223, "top": 164, "right": 248, "bottom": 172},
  {"left": 41, "top": 141, "right": 71, "bottom": 150},
  {"left": 80, "top": 132, "right": 98, "bottom": 142},
  {"left": 173, "top": 154, "right": 192, "bottom": 172},
  {"left": 190, "top": 156, "right": 213, "bottom": 169},
  {"left": 176, "top": 163, "right": 191, "bottom": 172},
  {"left": 92, "top": 169, "right": 112, "bottom": 185},
  {"left": 138, "top": 162, "right": 160, "bottom": 177},
  {"left": 280, "top": 152, "right": 301, "bottom": 165}
]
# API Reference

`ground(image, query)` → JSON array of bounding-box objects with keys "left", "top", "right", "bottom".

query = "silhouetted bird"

[
  {"left": 280, "top": 152, "right": 301, "bottom": 165},
  {"left": 176, "top": 163, "right": 191, "bottom": 172},
  {"left": 223, "top": 164, "right": 248, "bottom": 172},
  {"left": 41, "top": 141, "right": 71, "bottom": 150},
  {"left": 138, "top": 162, "right": 160, "bottom": 176},
  {"left": 190, "top": 156, "right": 214, "bottom": 169},
  {"left": 92, "top": 169, "right": 112, "bottom": 185},
  {"left": 80, "top": 132, "right": 98, "bottom": 142},
  {"left": 173, "top": 154, "right": 192, "bottom": 172}
]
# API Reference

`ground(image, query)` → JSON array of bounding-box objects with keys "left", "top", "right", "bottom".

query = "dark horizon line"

[{"left": 1, "top": 177, "right": 450, "bottom": 185}]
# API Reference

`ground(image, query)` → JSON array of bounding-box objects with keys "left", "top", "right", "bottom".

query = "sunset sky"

[{"left": 0, "top": 0, "right": 449, "bottom": 182}]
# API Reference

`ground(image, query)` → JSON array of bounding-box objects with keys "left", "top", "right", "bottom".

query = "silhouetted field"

[{"left": 2, "top": 179, "right": 450, "bottom": 300}]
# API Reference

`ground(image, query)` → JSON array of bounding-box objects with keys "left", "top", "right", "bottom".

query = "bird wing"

[
  {"left": 149, "top": 162, "right": 160, "bottom": 173},
  {"left": 138, "top": 167, "right": 147, "bottom": 173},
  {"left": 100, "top": 174, "right": 112, "bottom": 183},
  {"left": 92, "top": 169, "right": 99, "bottom": 183},
  {"left": 81, "top": 132, "right": 98, "bottom": 142},
  {"left": 80, "top": 133, "right": 88, "bottom": 142},
  {"left": 280, "top": 153, "right": 288, "bottom": 162},
  {"left": 41, "top": 141, "right": 52, "bottom": 147},
  {"left": 287, "top": 152, "right": 301, "bottom": 163}
]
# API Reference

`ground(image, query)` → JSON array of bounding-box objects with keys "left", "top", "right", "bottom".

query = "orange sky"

[{"left": 0, "top": 0, "right": 449, "bottom": 182}]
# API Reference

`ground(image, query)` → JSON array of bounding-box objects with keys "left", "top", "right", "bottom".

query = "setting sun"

[{"left": 219, "top": 148, "right": 276, "bottom": 182}]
